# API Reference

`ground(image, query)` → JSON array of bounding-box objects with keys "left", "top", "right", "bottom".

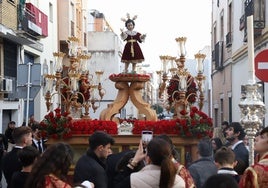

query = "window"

[
  {"left": 228, "top": 96, "right": 232, "bottom": 123},
  {"left": 220, "top": 98, "right": 224, "bottom": 124},
  {"left": 228, "top": 1, "right": 233, "bottom": 28},
  {"left": 254, "top": 0, "right": 265, "bottom": 21},
  {"left": 70, "top": 2, "right": 74, "bottom": 21},
  {"left": 220, "top": 10, "right": 224, "bottom": 41},
  {"left": 214, "top": 108, "right": 218, "bottom": 127},
  {"left": 49, "top": 2, "right": 53, "bottom": 22}
]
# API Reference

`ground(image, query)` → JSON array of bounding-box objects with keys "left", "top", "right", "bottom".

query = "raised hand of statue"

[{"left": 140, "top": 33, "right": 146, "bottom": 41}]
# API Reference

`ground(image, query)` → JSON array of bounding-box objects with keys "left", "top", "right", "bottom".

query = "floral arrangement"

[
  {"left": 131, "top": 106, "right": 213, "bottom": 138},
  {"left": 167, "top": 74, "right": 197, "bottom": 106},
  {"left": 70, "top": 119, "right": 118, "bottom": 135},
  {"left": 41, "top": 106, "right": 213, "bottom": 139},
  {"left": 40, "top": 108, "right": 72, "bottom": 139}
]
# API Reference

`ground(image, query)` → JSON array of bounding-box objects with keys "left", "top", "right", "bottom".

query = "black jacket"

[
  {"left": 2, "top": 147, "right": 22, "bottom": 188},
  {"left": 233, "top": 142, "right": 249, "bottom": 175},
  {"left": 73, "top": 149, "right": 107, "bottom": 188}
]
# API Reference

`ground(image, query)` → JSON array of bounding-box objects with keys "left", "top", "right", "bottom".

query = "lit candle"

[{"left": 247, "top": 15, "right": 255, "bottom": 84}]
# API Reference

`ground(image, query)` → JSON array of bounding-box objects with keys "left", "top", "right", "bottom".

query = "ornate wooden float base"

[{"left": 47, "top": 135, "right": 199, "bottom": 166}]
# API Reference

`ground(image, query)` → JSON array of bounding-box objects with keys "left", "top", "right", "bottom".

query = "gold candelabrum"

[
  {"left": 157, "top": 37, "right": 206, "bottom": 119},
  {"left": 43, "top": 36, "right": 105, "bottom": 119}
]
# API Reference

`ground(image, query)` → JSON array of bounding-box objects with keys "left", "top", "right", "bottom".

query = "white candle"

[
  {"left": 72, "top": 78, "right": 77, "bottom": 91},
  {"left": 247, "top": 15, "right": 255, "bottom": 84},
  {"left": 179, "top": 75, "right": 187, "bottom": 91}
]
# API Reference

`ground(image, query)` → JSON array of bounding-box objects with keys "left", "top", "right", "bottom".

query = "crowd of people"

[{"left": 0, "top": 119, "right": 267, "bottom": 188}]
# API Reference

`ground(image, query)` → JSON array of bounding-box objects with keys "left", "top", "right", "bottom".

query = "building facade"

[
  {"left": 0, "top": 0, "right": 89, "bottom": 132},
  {"left": 211, "top": 0, "right": 268, "bottom": 127},
  {"left": 0, "top": 0, "right": 56, "bottom": 132}
]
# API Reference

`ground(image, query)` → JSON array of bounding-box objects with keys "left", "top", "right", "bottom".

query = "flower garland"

[
  {"left": 122, "top": 106, "right": 213, "bottom": 138},
  {"left": 41, "top": 106, "right": 213, "bottom": 139},
  {"left": 70, "top": 119, "right": 118, "bottom": 135}
]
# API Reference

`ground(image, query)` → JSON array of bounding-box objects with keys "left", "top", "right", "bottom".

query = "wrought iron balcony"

[{"left": 18, "top": 3, "right": 48, "bottom": 39}]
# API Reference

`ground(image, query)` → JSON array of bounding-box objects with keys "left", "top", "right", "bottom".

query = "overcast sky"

[{"left": 88, "top": 0, "right": 212, "bottom": 71}]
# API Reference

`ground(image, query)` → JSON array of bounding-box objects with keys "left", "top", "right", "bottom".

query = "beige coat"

[{"left": 130, "top": 164, "right": 185, "bottom": 188}]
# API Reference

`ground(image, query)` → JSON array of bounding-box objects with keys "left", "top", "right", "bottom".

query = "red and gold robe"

[
  {"left": 45, "top": 174, "right": 72, "bottom": 188},
  {"left": 239, "top": 152, "right": 268, "bottom": 188},
  {"left": 174, "top": 161, "right": 195, "bottom": 188}
]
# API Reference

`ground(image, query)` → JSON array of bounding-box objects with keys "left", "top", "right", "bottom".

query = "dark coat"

[
  {"left": 5, "top": 128, "right": 14, "bottom": 144},
  {"left": 2, "top": 147, "right": 22, "bottom": 188},
  {"left": 233, "top": 142, "right": 249, "bottom": 175},
  {"left": 106, "top": 150, "right": 133, "bottom": 188},
  {"left": 73, "top": 149, "right": 107, "bottom": 188},
  {"left": 188, "top": 157, "right": 218, "bottom": 188},
  {"left": 32, "top": 139, "right": 46, "bottom": 153}
]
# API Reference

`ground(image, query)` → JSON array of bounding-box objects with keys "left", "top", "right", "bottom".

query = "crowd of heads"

[{"left": 1, "top": 117, "right": 268, "bottom": 188}]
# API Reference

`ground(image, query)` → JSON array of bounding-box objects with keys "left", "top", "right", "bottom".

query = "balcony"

[
  {"left": 243, "top": 0, "right": 265, "bottom": 41},
  {"left": 18, "top": 3, "right": 48, "bottom": 39}
]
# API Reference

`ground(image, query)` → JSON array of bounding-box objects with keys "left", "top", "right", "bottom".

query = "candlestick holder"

[
  {"left": 43, "top": 36, "right": 105, "bottom": 119},
  {"left": 239, "top": 82, "right": 266, "bottom": 165},
  {"left": 157, "top": 37, "right": 206, "bottom": 118}
]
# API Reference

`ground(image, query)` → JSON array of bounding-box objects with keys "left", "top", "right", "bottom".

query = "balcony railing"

[
  {"left": 18, "top": 3, "right": 48, "bottom": 39},
  {"left": 243, "top": 0, "right": 265, "bottom": 41}
]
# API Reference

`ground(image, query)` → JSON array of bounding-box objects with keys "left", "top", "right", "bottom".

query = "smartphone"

[
  {"left": 141, "top": 130, "right": 153, "bottom": 144},
  {"left": 141, "top": 131, "right": 153, "bottom": 153}
]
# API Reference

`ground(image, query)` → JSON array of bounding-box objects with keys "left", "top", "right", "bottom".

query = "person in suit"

[
  {"left": 31, "top": 123, "right": 46, "bottom": 153},
  {"left": 225, "top": 122, "right": 249, "bottom": 175},
  {"left": 2, "top": 126, "right": 33, "bottom": 188}
]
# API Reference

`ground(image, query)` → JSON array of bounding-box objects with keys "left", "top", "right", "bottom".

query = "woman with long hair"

[
  {"left": 24, "top": 142, "right": 95, "bottom": 188},
  {"left": 130, "top": 138, "right": 185, "bottom": 188}
]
